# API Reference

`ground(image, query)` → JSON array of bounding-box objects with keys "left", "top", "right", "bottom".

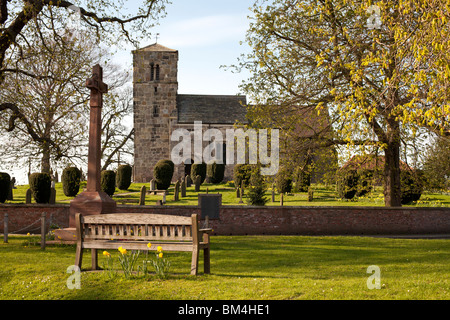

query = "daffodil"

[
  {"left": 118, "top": 246, "right": 127, "bottom": 255},
  {"left": 158, "top": 252, "right": 163, "bottom": 258},
  {"left": 157, "top": 246, "right": 163, "bottom": 253},
  {"left": 147, "top": 242, "right": 152, "bottom": 248},
  {"left": 103, "top": 251, "right": 111, "bottom": 257}
]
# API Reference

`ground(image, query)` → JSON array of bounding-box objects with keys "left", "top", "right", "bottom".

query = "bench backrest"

[{"left": 76, "top": 213, "right": 198, "bottom": 242}]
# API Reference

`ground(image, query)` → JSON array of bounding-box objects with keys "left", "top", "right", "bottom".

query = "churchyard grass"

[
  {"left": 0, "top": 235, "right": 449, "bottom": 299},
  {"left": 5, "top": 182, "right": 450, "bottom": 207}
]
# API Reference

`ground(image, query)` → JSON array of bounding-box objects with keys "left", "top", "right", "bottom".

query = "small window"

[
  {"left": 154, "top": 86, "right": 158, "bottom": 93},
  {"left": 155, "top": 64, "right": 160, "bottom": 81},
  {"left": 153, "top": 105, "right": 159, "bottom": 117},
  {"left": 150, "top": 63, "right": 155, "bottom": 81}
]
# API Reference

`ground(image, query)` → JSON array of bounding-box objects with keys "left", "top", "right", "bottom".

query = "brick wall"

[{"left": 1, "top": 204, "right": 449, "bottom": 236}]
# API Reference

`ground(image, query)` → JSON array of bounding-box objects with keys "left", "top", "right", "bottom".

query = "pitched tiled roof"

[
  {"left": 177, "top": 94, "right": 248, "bottom": 124},
  {"left": 135, "top": 43, "right": 178, "bottom": 52}
]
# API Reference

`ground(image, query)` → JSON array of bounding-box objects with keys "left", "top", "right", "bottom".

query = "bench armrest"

[{"left": 199, "top": 228, "right": 213, "bottom": 234}]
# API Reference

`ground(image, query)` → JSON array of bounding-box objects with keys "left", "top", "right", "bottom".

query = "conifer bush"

[
  {"left": 191, "top": 162, "right": 206, "bottom": 184},
  {"left": 154, "top": 160, "right": 173, "bottom": 190},
  {"left": 207, "top": 162, "right": 225, "bottom": 184},
  {"left": 116, "top": 164, "right": 133, "bottom": 190},
  {"left": 62, "top": 167, "right": 81, "bottom": 197},
  {"left": 0, "top": 172, "right": 11, "bottom": 203},
  {"left": 29, "top": 173, "right": 51, "bottom": 203},
  {"left": 101, "top": 170, "right": 116, "bottom": 196}
]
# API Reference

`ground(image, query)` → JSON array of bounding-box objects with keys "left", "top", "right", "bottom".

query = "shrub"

[
  {"left": 233, "top": 164, "right": 252, "bottom": 187},
  {"left": 29, "top": 173, "right": 51, "bottom": 203},
  {"left": 157, "top": 159, "right": 175, "bottom": 176},
  {"left": 337, "top": 170, "right": 359, "bottom": 200},
  {"left": 293, "top": 168, "right": 311, "bottom": 193},
  {"left": 207, "top": 162, "right": 225, "bottom": 184},
  {"left": 61, "top": 167, "right": 81, "bottom": 197},
  {"left": 0, "top": 172, "right": 11, "bottom": 203},
  {"left": 246, "top": 167, "right": 268, "bottom": 206},
  {"left": 275, "top": 169, "right": 292, "bottom": 194},
  {"left": 116, "top": 164, "right": 133, "bottom": 190},
  {"left": 191, "top": 162, "right": 206, "bottom": 184},
  {"left": 101, "top": 170, "right": 116, "bottom": 196},
  {"left": 154, "top": 161, "right": 173, "bottom": 190},
  {"left": 356, "top": 169, "right": 373, "bottom": 197},
  {"left": 401, "top": 169, "right": 423, "bottom": 204}
]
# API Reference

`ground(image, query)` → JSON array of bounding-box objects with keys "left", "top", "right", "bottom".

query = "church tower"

[{"left": 133, "top": 43, "right": 178, "bottom": 182}]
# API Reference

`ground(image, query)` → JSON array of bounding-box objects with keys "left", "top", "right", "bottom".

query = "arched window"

[
  {"left": 155, "top": 64, "right": 160, "bottom": 81},
  {"left": 150, "top": 63, "right": 155, "bottom": 81}
]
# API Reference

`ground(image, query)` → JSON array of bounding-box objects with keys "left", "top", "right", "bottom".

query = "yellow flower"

[
  {"left": 158, "top": 252, "right": 163, "bottom": 258},
  {"left": 147, "top": 242, "right": 152, "bottom": 249},
  {"left": 27, "top": 233, "right": 30, "bottom": 236},
  {"left": 103, "top": 251, "right": 111, "bottom": 257},
  {"left": 157, "top": 246, "right": 163, "bottom": 253},
  {"left": 118, "top": 246, "right": 127, "bottom": 255}
]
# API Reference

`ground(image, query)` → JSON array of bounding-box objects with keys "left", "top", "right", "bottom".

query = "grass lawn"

[
  {"left": 7, "top": 182, "right": 450, "bottom": 207},
  {"left": 0, "top": 235, "right": 449, "bottom": 300}
]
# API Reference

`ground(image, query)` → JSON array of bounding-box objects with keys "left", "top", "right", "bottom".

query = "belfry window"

[
  {"left": 153, "top": 105, "right": 159, "bottom": 117},
  {"left": 150, "top": 63, "right": 155, "bottom": 81},
  {"left": 155, "top": 64, "right": 160, "bottom": 81}
]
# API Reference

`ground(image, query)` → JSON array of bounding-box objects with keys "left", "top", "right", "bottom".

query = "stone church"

[{"left": 132, "top": 43, "right": 248, "bottom": 183}]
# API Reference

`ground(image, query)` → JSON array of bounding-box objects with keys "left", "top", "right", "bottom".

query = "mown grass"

[
  {"left": 0, "top": 235, "right": 449, "bottom": 300},
  {"left": 6, "top": 182, "right": 450, "bottom": 207}
]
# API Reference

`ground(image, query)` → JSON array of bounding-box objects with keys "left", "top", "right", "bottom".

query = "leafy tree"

[
  {"left": 236, "top": 0, "right": 449, "bottom": 207},
  {"left": 421, "top": 136, "right": 450, "bottom": 192},
  {"left": 247, "top": 166, "right": 269, "bottom": 206}
]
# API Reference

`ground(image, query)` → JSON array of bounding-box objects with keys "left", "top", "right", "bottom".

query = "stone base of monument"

[{"left": 65, "top": 191, "right": 117, "bottom": 240}]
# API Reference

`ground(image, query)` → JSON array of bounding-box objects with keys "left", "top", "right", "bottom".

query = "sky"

[{"left": 114, "top": 0, "right": 255, "bottom": 95}]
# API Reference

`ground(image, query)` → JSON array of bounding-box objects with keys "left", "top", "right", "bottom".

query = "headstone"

[
  {"left": 139, "top": 185, "right": 147, "bottom": 205},
  {"left": 69, "top": 64, "right": 116, "bottom": 229},
  {"left": 7, "top": 177, "right": 13, "bottom": 201},
  {"left": 194, "top": 175, "right": 201, "bottom": 192},
  {"left": 162, "top": 192, "right": 166, "bottom": 204},
  {"left": 49, "top": 188, "right": 56, "bottom": 204},
  {"left": 26, "top": 189, "right": 32, "bottom": 204},
  {"left": 150, "top": 179, "right": 156, "bottom": 191},
  {"left": 51, "top": 180, "right": 55, "bottom": 189},
  {"left": 181, "top": 180, "right": 186, "bottom": 197},
  {"left": 308, "top": 188, "right": 314, "bottom": 202},
  {"left": 156, "top": 200, "right": 163, "bottom": 206},
  {"left": 185, "top": 175, "right": 192, "bottom": 187},
  {"left": 280, "top": 193, "right": 284, "bottom": 206},
  {"left": 54, "top": 171, "right": 59, "bottom": 183},
  {"left": 199, "top": 194, "right": 222, "bottom": 220},
  {"left": 174, "top": 181, "right": 180, "bottom": 201}
]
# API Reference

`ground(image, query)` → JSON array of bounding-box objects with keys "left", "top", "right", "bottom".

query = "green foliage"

[
  {"left": 191, "top": 162, "right": 206, "bottom": 184},
  {"left": 400, "top": 170, "right": 423, "bottom": 205},
  {"left": 29, "top": 173, "right": 51, "bottom": 204},
  {"left": 337, "top": 170, "right": 359, "bottom": 200},
  {"left": 233, "top": 164, "right": 253, "bottom": 187},
  {"left": 101, "top": 170, "right": 116, "bottom": 196},
  {"left": 61, "top": 167, "right": 81, "bottom": 197},
  {"left": 246, "top": 167, "right": 269, "bottom": 206},
  {"left": 116, "top": 164, "right": 133, "bottom": 190},
  {"left": 422, "top": 137, "right": 450, "bottom": 192},
  {"left": 275, "top": 168, "right": 292, "bottom": 194},
  {"left": 0, "top": 172, "right": 11, "bottom": 203},
  {"left": 356, "top": 169, "right": 373, "bottom": 197},
  {"left": 207, "top": 162, "right": 225, "bottom": 184},
  {"left": 154, "top": 160, "right": 174, "bottom": 190},
  {"left": 293, "top": 168, "right": 311, "bottom": 193}
]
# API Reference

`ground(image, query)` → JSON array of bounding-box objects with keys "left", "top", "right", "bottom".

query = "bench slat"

[
  {"left": 82, "top": 240, "right": 196, "bottom": 252},
  {"left": 83, "top": 213, "right": 192, "bottom": 225}
]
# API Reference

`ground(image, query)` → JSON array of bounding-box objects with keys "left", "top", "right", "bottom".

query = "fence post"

[
  {"left": 41, "top": 213, "right": 46, "bottom": 251},
  {"left": 3, "top": 213, "right": 8, "bottom": 243}
]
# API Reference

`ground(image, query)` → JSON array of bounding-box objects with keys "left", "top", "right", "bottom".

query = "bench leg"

[
  {"left": 191, "top": 247, "right": 199, "bottom": 276},
  {"left": 203, "top": 247, "right": 210, "bottom": 274},
  {"left": 75, "top": 243, "right": 83, "bottom": 269},
  {"left": 91, "top": 249, "right": 99, "bottom": 270}
]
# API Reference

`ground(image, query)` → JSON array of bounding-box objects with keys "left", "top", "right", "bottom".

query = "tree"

[
  {"left": 421, "top": 136, "right": 450, "bottom": 192},
  {"left": 237, "top": 0, "right": 450, "bottom": 206}
]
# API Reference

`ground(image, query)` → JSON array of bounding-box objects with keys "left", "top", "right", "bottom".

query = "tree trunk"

[
  {"left": 383, "top": 120, "right": 402, "bottom": 207},
  {"left": 41, "top": 142, "right": 51, "bottom": 174}
]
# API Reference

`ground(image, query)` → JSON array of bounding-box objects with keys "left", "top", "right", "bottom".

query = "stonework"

[{"left": 133, "top": 43, "right": 248, "bottom": 183}]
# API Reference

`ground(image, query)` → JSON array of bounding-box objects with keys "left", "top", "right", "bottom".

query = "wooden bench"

[{"left": 74, "top": 213, "right": 211, "bottom": 275}]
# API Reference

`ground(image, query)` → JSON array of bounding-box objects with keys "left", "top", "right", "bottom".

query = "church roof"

[
  {"left": 135, "top": 43, "right": 178, "bottom": 52},
  {"left": 177, "top": 94, "right": 248, "bottom": 124}
]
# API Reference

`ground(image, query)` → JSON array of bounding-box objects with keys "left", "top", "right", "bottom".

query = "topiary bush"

[
  {"left": 233, "top": 164, "right": 252, "bottom": 187},
  {"left": 275, "top": 169, "right": 292, "bottom": 194},
  {"left": 101, "top": 170, "right": 116, "bottom": 196},
  {"left": 62, "top": 167, "right": 81, "bottom": 197},
  {"left": 207, "top": 162, "right": 225, "bottom": 184},
  {"left": 0, "top": 172, "right": 11, "bottom": 203},
  {"left": 154, "top": 161, "right": 173, "bottom": 190},
  {"left": 337, "top": 170, "right": 359, "bottom": 200},
  {"left": 116, "top": 164, "right": 133, "bottom": 190},
  {"left": 293, "top": 168, "right": 311, "bottom": 193},
  {"left": 401, "top": 169, "right": 423, "bottom": 204},
  {"left": 191, "top": 162, "right": 207, "bottom": 184},
  {"left": 29, "top": 173, "right": 51, "bottom": 204}
]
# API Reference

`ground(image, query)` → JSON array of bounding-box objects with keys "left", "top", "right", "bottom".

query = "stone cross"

[{"left": 85, "top": 64, "right": 108, "bottom": 192}]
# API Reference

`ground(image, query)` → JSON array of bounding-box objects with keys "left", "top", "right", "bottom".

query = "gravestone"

[
  {"left": 185, "top": 175, "right": 192, "bottom": 187},
  {"left": 150, "top": 179, "right": 156, "bottom": 191},
  {"left": 181, "top": 180, "right": 186, "bottom": 197},
  {"left": 174, "top": 180, "right": 180, "bottom": 201},
  {"left": 139, "top": 185, "right": 146, "bottom": 205},
  {"left": 194, "top": 175, "right": 201, "bottom": 192},
  {"left": 68, "top": 65, "right": 116, "bottom": 229},
  {"left": 26, "top": 189, "right": 32, "bottom": 204},
  {"left": 54, "top": 171, "right": 59, "bottom": 183},
  {"left": 198, "top": 194, "right": 222, "bottom": 220},
  {"left": 49, "top": 188, "right": 56, "bottom": 205},
  {"left": 7, "top": 177, "right": 13, "bottom": 201}
]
